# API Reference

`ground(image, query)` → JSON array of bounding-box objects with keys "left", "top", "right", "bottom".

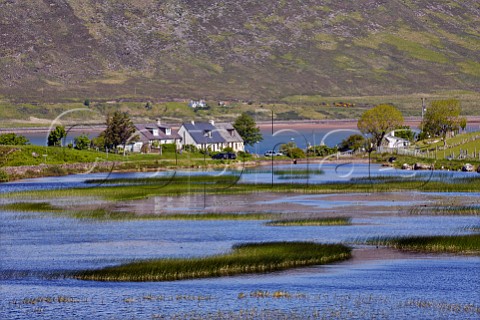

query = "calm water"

[
  {"left": 1, "top": 163, "right": 478, "bottom": 194},
  {"left": 1, "top": 210, "right": 479, "bottom": 319},
  {"left": 1, "top": 168, "right": 479, "bottom": 319},
  {"left": 24, "top": 127, "right": 352, "bottom": 154}
]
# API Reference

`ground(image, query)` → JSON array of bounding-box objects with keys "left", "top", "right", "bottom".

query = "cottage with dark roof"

[
  {"left": 178, "top": 120, "right": 244, "bottom": 152},
  {"left": 134, "top": 119, "right": 182, "bottom": 153}
]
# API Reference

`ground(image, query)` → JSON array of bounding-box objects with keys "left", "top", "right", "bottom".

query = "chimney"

[
  {"left": 191, "top": 120, "right": 195, "bottom": 125},
  {"left": 156, "top": 118, "right": 161, "bottom": 126},
  {"left": 209, "top": 119, "right": 215, "bottom": 126}
]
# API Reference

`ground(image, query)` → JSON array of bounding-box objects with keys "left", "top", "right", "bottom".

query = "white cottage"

[
  {"left": 178, "top": 120, "right": 244, "bottom": 152},
  {"left": 384, "top": 131, "right": 410, "bottom": 149}
]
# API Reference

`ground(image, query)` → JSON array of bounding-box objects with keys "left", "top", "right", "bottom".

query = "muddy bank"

[{"left": 116, "top": 192, "right": 447, "bottom": 218}]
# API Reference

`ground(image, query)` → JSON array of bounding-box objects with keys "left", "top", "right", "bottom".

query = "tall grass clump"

[
  {"left": 0, "top": 202, "right": 59, "bottom": 212},
  {"left": 368, "top": 234, "right": 480, "bottom": 255},
  {"left": 75, "top": 242, "right": 351, "bottom": 281},
  {"left": 408, "top": 205, "right": 479, "bottom": 216},
  {"left": 266, "top": 217, "right": 351, "bottom": 226}
]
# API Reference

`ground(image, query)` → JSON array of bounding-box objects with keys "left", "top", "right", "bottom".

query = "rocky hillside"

[{"left": 0, "top": 0, "right": 479, "bottom": 102}]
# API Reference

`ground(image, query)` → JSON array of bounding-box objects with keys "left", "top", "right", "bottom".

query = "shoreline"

[
  {"left": 2, "top": 156, "right": 478, "bottom": 183},
  {"left": 1, "top": 157, "right": 370, "bottom": 182},
  {"left": 2, "top": 116, "right": 480, "bottom": 134}
]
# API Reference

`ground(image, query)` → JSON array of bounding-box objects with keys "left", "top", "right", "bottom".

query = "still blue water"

[
  {"left": 1, "top": 210, "right": 479, "bottom": 319},
  {"left": 23, "top": 127, "right": 352, "bottom": 154},
  {"left": 0, "top": 168, "right": 479, "bottom": 319}
]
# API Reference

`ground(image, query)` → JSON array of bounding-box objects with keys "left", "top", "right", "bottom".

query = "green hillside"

[{"left": 0, "top": 0, "right": 478, "bottom": 103}]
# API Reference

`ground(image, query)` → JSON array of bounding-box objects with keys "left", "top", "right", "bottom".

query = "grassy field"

[
  {"left": 74, "top": 242, "right": 351, "bottom": 281},
  {"left": 2, "top": 91, "right": 480, "bottom": 128},
  {"left": 414, "top": 132, "right": 480, "bottom": 159},
  {"left": 369, "top": 234, "right": 480, "bottom": 255},
  {"left": 0, "top": 145, "right": 209, "bottom": 167}
]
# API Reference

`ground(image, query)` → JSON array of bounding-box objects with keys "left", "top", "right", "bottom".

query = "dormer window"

[
  {"left": 204, "top": 130, "right": 212, "bottom": 138},
  {"left": 228, "top": 129, "right": 234, "bottom": 137},
  {"left": 165, "top": 128, "right": 171, "bottom": 136},
  {"left": 152, "top": 129, "right": 159, "bottom": 137}
]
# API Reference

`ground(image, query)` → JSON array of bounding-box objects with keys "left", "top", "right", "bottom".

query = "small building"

[
  {"left": 384, "top": 131, "right": 410, "bottom": 149},
  {"left": 178, "top": 120, "right": 244, "bottom": 153},
  {"left": 134, "top": 119, "right": 182, "bottom": 152},
  {"left": 188, "top": 100, "right": 207, "bottom": 109}
]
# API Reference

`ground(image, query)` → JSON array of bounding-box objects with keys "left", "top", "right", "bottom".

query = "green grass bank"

[{"left": 74, "top": 242, "right": 351, "bottom": 281}]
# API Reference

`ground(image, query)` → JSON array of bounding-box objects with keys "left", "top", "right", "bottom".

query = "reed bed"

[
  {"left": 74, "top": 242, "right": 351, "bottom": 281},
  {"left": 407, "top": 205, "right": 479, "bottom": 216},
  {"left": 266, "top": 217, "right": 351, "bottom": 226},
  {"left": 71, "top": 209, "right": 276, "bottom": 221},
  {"left": 3, "top": 174, "right": 480, "bottom": 202},
  {"left": 368, "top": 234, "right": 480, "bottom": 255},
  {"left": 0, "top": 202, "right": 59, "bottom": 212}
]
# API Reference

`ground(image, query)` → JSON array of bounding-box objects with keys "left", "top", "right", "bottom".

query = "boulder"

[
  {"left": 414, "top": 163, "right": 431, "bottom": 170},
  {"left": 401, "top": 163, "right": 413, "bottom": 170},
  {"left": 462, "top": 163, "right": 474, "bottom": 172}
]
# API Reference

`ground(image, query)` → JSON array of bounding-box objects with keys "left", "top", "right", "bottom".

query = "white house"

[
  {"left": 133, "top": 119, "right": 182, "bottom": 152},
  {"left": 178, "top": 120, "right": 244, "bottom": 152},
  {"left": 384, "top": 131, "right": 410, "bottom": 149},
  {"left": 188, "top": 100, "right": 207, "bottom": 109}
]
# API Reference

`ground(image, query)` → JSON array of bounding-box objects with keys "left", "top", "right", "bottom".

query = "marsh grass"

[
  {"left": 0, "top": 202, "right": 59, "bottom": 212},
  {"left": 74, "top": 242, "right": 351, "bottom": 281},
  {"left": 70, "top": 209, "right": 276, "bottom": 221},
  {"left": 3, "top": 174, "right": 480, "bottom": 201},
  {"left": 463, "top": 225, "right": 480, "bottom": 232},
  {"left": 266, "top": 217, "right": 351, "bottom": 226},
  {"left": 408, "top": 205, "right": 480, "bottom": 216},
  {"left": 368, "top": 234, "right": 480, "bottom": 255},
  {"left": 12, "top": 296, "right": 87, "bottom": 305}
]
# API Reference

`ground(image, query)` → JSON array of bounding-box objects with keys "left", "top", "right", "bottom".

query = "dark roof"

[
  {"left": 216, "top": 123, "right": 243, "bottom": 143},
  {"left": 135, "top": 123, "right": 181, "bottom": 142},
  {"left": 181, "top": 122, "right": 226, "bottom": 144}
]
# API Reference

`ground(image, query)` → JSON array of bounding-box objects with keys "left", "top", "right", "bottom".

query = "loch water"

[{"left": 1, "top": 166, "right": 479, "bottom": 319}]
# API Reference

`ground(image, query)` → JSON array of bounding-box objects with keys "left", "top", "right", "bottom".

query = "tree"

[
  {"left": 307, "top": 145, "right": 338, "bottom": 156},
  {"left": 48, "top": 125, "right": 66, "bottom": 146},
  {"left": 83, "top": 99, "right": 90, "bottom": 107},
  {"left": 91, "top": 133, "right": 105, "bottom": 150},
  {"left": 233, "top": 113, "right": 263, "bottom": 146},
  {"left": 74, "top": 134, "right": 91, "bottom": 150},
  {"left": 421, "top": 99, "right": 466, "bottom": 141},
  {"left": 393, "top": 126, "right": 416, "bottom": 142},
  {"left": 102, "top": 111, "right": 136, "bottom": 151},
  {"left": 0, "top": 133, "right": 29, "bottom": 145},
  {"left": 357, "top": 104, "right": 404, "bottom": 148},
  {"left": 338, "top": 134, "right": 365, "bottom": 152},
  {"left": 280, "top": 142, "right": 305, "bottom": 158}
]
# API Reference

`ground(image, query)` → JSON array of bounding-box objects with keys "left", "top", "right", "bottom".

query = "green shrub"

[
  {"left": 74, "top": 134, "right": 91, "bottom": 150},
  {"left": 182, "top": 144, "right": 198, "bottom": 153},
  {"left": 0, "top": 133, "right": 30, "bottom": 146},
  {"left": 0, "top": 169, "right": 9, "bottom": 182},
  {"left": 307, "top": 145, "right": 338, "bottom": 156},
  {"left": 161, "top": 143, "right": 177, "bottom": 153}
]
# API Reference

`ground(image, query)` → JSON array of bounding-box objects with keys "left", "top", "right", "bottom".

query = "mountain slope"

[{"left": 0, "top": 0, "right": 478, "bottom": 101}]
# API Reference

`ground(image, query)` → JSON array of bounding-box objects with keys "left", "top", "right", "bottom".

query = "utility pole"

[
  {"left": 421, "top": 97, "right": 427, "bottom": 120},
  {"left": 421, "top": 97, "right": 427, "bottom": 131}
]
